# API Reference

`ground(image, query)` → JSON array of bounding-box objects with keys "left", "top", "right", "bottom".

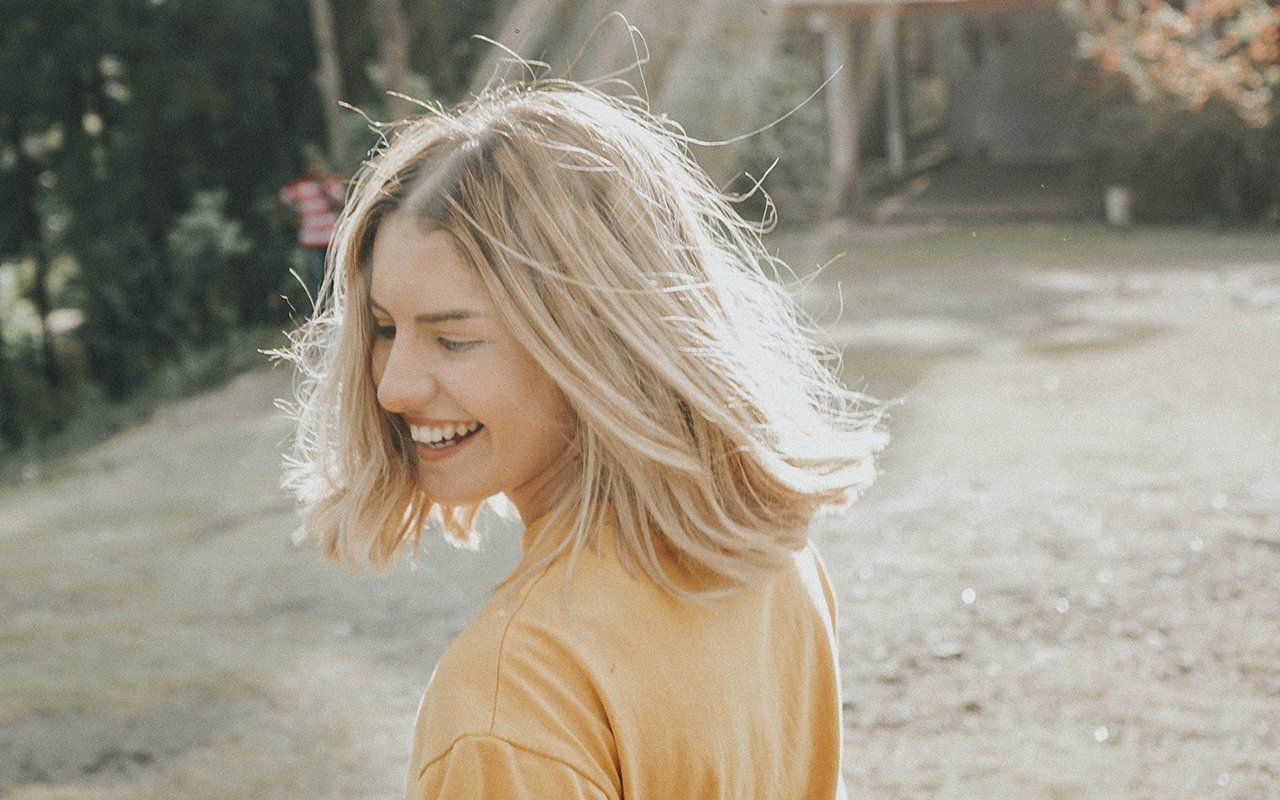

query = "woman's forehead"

[{"left": 367, "top": 216, "right": 491, "bottom": 313}]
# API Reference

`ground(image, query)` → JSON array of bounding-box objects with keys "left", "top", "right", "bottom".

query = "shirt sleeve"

[{"left": 411, "top": 734, "right": 618, "bottom": 800}]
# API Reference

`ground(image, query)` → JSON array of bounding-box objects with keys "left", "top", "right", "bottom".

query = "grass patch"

[{"left": 0, "top": 325, "right": 288, "bottom": 487}]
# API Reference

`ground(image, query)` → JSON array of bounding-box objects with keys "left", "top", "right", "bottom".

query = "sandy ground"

[{"left": 1, "top": 223, "right": 1277, "bottom": 799}]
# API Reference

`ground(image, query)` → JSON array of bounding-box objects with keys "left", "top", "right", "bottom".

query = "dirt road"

[{"left": 2, "top": 224, "right": 1277, "bottom": 799}]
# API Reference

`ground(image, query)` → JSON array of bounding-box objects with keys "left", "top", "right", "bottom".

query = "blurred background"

[{"left": 1, "top": 0, "right": 1278, "bottom": 798}]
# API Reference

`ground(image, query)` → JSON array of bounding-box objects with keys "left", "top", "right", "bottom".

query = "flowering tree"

[
  {"left": 1062, "top": 0, "right": 1280, "bottom": 221},
  {"left": 1063, "top": 0, "right": 1280, "bottom": 127}
]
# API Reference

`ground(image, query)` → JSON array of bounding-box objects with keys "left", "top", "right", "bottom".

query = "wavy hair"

[{"left": 277, "top": 80, "right": 887, "bottom": 598}]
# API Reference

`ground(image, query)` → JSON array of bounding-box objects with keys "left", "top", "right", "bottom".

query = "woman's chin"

[{"left": 413, "top": 475, "right": 497, "bottom": 509}]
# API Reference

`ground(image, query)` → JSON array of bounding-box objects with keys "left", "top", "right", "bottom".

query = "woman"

[{"left": 280, "top": 79, "right": 885, "bottom": 799}]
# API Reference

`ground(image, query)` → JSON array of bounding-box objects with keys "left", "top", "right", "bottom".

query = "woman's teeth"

[{"left": 410, "top": 421, "right": 482, "bottom": 448}]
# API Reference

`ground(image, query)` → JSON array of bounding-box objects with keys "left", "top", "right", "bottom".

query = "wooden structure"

[{"left": 776, "top": 0, "right": 1065, "bottom": 214}]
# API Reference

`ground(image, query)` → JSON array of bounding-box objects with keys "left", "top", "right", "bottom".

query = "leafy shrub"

[
  {"left": 0, "top": 343, "right": 79, "bottom": 453},
  {"left": 166, "top": 188, "right": 253, "bottom": 346},
  {"left": 76, "top": 189, "right": 256, "bottom": 398},
  {"left": 1088, "top": 93, "right": 1280, "bottom": 223},
  {"left": 77, "top": 221, "right": 172, "bottom": 398}
]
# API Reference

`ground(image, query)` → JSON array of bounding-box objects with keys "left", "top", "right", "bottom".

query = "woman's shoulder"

[
  {"left": 409, "top": 553, "right": 620, "bottom": 790},
  {"left": 408, "top": 532, "right": 841, "bottom": 797},
  {"left": 410, "top": 611, "right": 620, "bottom": 797}
]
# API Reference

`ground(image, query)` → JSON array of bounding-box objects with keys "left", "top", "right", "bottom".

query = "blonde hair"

[{"left": 278, "top": 79, "right": 886, "bottom": 598}]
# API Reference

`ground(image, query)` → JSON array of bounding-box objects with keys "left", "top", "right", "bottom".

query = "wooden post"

[
  {"left": 877, "top": 10, "right": 907, "bottom": 179},
  {"left": 814, "top": 12, "right": 860, "bottom": 216}
]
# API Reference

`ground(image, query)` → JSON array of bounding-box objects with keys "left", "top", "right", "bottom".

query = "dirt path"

[
  {"left": 2, "top": 224, "right": 1278, "bottom": 799},
  {"left": 828, "top": 320, "right": 1280, "bottom": 799}
]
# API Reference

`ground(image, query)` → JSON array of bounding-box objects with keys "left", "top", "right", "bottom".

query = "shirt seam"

[
  {"left": 806, "top": 540, "right": 839, "bottom": 631},
  {"left": 487, "top": 555, "right": 563, "bottom": 734},
  {"left": 416, "top": 732, "right": 614, "bottom": 796}
]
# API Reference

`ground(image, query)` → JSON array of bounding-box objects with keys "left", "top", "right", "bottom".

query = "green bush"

[
  {"left": 0, "top": 343, "right": 79, "bottom": 453},
  {"left": 1087, "top": 94, "right": 1280, "bottom": 224},
  {"left": 76, "top": 189, "right": 263, "bottom": 398},
  {"left": 166, "top": 188, "right": 253, "bottom": 347}
]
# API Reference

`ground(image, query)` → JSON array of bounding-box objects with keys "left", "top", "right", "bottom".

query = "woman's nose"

[{"left": 375, "top": 342, "right": 437, "bottom": 415}]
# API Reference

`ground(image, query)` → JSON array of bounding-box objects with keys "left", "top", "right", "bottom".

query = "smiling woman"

[
  {"left": 276, "top": 79, "right": 886, "bottom": 800},
  {"left": 366, "top": 218, "right": 577, "bottom": 519}
]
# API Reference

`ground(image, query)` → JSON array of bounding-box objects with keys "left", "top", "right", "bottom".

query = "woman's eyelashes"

[
  {"left": 439, "top": 337, "right": 480, "bottom": 352},
  {"left": 372, "top": 324, "right": 479, "bottom": 353}
]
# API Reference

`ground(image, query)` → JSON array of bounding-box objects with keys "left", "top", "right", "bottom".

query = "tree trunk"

[
  {"left": 819, "top": 15, "right": 858, "bottom": 216},
  {"left": 29, "top": 240, "right": 60, "bottom": 388},
  {"left": 306, "top": 0, "right": 350, "bottom": 169},
  {"left": 468, "top": 0, "right": 574, "bottom": 94},
  {"left": 409, "top": 0, "right": 458, "bottom": 97},
  {"left": 370, "top": 0, "right": 413, "bottom": 121}
]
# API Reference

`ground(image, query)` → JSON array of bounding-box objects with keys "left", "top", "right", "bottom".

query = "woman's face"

[{"left": 367, "top": 213, "right": 576, "bottom": 522}]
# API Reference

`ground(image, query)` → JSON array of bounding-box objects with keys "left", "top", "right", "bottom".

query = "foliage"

[
  {"left": 1092, "top": 88, "right": 1280, "bottom": 222},
  {"left": 0, "top": 341, "right": 80, "bottom": 453},
  {"left": 0, "top": 0, "right": 319, "bottom": 398},
  {"left": 0, "top": 0, "right": 501, "bottom": 447},
  {"left": 166, "top": 190, "right": 253, "bottom": 346},
  {"left": 1063, "top": 0, "right": 1280, "bottom": 223},
  {"left": 1065, "top": 0, "right": 1280, "bottom": 128}
]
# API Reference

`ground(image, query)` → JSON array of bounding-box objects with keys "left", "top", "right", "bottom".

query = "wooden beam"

[
  {"left": 813, "top": 11, "right": 889, "bottom": 215},
  {"left": 876, "top": 11, "right": 907, "bottom": 179},
  {"left": 779, "top": 0, "right": 1056, "bottom": 17},
  {"left": 816, "top": 13, "right": 858, "bottom": 215}
]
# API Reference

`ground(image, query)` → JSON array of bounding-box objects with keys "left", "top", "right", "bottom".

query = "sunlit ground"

[{"left": 1, "top": 223, "right": 1277, "bottom": 799}]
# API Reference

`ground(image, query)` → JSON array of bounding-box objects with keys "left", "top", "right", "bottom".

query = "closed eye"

[{"left": 440, "top": 338, "right": 480, "bottom": 352}]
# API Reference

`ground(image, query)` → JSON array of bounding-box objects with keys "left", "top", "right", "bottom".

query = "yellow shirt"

[{"left": 403, "top": 516, "right": 848, "bottom": 799}]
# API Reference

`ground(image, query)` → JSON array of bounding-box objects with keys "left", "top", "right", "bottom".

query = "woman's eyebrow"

[{"left": 368, "top": 298, "right": 487, "bottom": 323}]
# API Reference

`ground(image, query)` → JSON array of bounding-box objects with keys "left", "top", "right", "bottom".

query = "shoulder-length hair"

[{"left": 278, "top": 80, "right": 886, "bottom": 599}]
